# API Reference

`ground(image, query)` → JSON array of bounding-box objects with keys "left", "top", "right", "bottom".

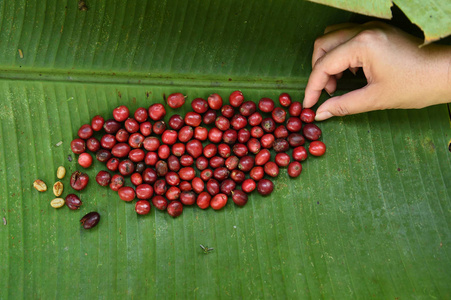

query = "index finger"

[{"left": 303, "top": 39, "right": 364, "bottom": 108}]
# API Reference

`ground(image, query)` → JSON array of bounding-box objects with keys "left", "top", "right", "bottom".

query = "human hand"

[{"left": 303, "top": 21, "right": 451, "bottom": 121}]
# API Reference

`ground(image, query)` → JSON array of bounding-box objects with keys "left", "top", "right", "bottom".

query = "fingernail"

[
  {"left": 315, "top": 111, "right": 333, "bottom": 121},
  {"left": 350, "top": 69, "right": 357, "bottom": 76},
  {"left": 325, "top": 90, "right": 334, "bottom": 97}
]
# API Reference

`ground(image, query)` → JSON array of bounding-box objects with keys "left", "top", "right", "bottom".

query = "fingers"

[
  {"left": 314, "top": 85, "right": 378, "bottom": 121},
  {"left": 304, "top": 40, "right": 364, "bottom": 108}
]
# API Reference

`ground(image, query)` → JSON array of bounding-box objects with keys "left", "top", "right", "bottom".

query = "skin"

[{"left": 303, "top": 21, "right": 451, "bottom": 121}]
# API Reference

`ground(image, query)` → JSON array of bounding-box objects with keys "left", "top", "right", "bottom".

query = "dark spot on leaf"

[
  {"left": 397, "top": 168, "right": 401, "bottom": 171},
  {"left": 68, "top": 155, "right": 73, "bottom": 162}
]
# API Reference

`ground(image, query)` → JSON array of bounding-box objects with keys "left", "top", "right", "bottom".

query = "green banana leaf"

[
  {"left": 0, "top": 1, "right": 450, "bottom": 299},
  {"left": 308, "top": 0, "right": 451, "bottom": 43}
]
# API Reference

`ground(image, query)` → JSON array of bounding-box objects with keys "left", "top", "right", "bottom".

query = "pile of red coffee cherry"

[{"left": 70, "top": 91, "right": 326, "bottom": 217}]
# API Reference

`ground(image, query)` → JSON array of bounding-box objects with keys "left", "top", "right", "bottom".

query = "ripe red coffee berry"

[
  {"left": 129, "top": 133, "right": 145, "bottom": 148},
  {"left": 203, "top": 144, "right": 217, "bottom": 158},
  {"left": 100, "top": 134, "right": 116, "bottom": 149},
  {"left": 136, "top": 183, "right": 153, "bottom": 200},
  {"left": 148, "top": 103, "right": 166, "bottom": 121},
  {"left": 106, "top": 157, "right": 120, "bottom": 172},
  {"left": 71, "top": 138, "right": 86, "bottom": 154},
  {"left": 272, "top": 107, "right": 287, "bottom": 123},
  {"left": 279, "top": 93, "right": 292, "bottom": 107},
  {"left": 154, "top": 179, "right": 168, "bottom": 195},
  {"left": 167, "top": 201, "right": 183, "bottom": 217},
  {"left": 264, "top": 161, "right": 279, "bottom": 177},
  {"left": 197, "top": 192, "right": 211, "bottom": 209},
  {"left": 211, "top": 193, "right": 228, "bottom": 210},
  {"left": 119, "top": 159, "right": 135, "bottom": 176},
  {"left": 255, "top": 149, "right": 271, "bottom": 165},
  {"left": 167, "top": 92, "right": 186, "bottom": 109},
  {"left": 179, "top": 181, "right": 192, "bottom": 192},
  {"left": 91, "top": 115, "right": 105, "bottom": 131},
  {"left": 143, "top": 168, "right": 157, "bottom": 185},
  {"left": 274, "top": 125, "right": 289, "bottom": 139},
  {"left": 134, "top": 107, "right": 148, "bottom": 123},
  {"left": 257, "top": 179, "right": 274, "bottom": 196},
  {"left": 196, "top": 156, "right": 209, "bottom": 171},
  {"left": 86, "top": 137, "right": 101, "bottom": 152},
  {"left": 191, "top": 98, "right": 209, "bottom": 113},
  {"left": 118, "top": 187, "right": 136, "bottom": 202},
  {"left": 80, "top": 212, "right": 100, "bottom": 229},
  {"left": 238, "top": 156, "right": 254, "bottom": 172},
  {"left": 248, "top": 112, "right": 263, "bottom": 126},
  {"left": 186, "top": 140, "right": 203, "bottom": 158},
  {"left": 247, "top": 138, "right": 261, "bottom": 154},
  {"left": 220, "top": 179, "right": 236, "bottom": 196},
  {"left": 129, "top": 149, "right": 145, "bottom": 162},
  {"left": 96, "top": 171, "right": 112, "bottom": 186},
  {"left": 179, "top": 167, "right": 196, "bottom": 181},
  {"left": 203, "top": 109, "right": 217, "bottom": 125},
  {"left": 65, "top": 194, "right": 82, "bottom": 210},
  {"left": 78, "top": 153, "right": 93, "bottom": 168},
  {"left": 222, "top": 129, "right": 237, "bottom": 144},
  {"left": 275, "top": 153, "right": 291, "bottom": 167},
  {"left": 131, "top": 173, "right": 143, "bottom": 186},
  {"left": 172, "top": 143, "right": 186, "bottom": 157},
  {"left": 200, "top": 169, "right": 213, "bottom": 181},
  {"left": 145, "top": 152, "right": 158, "bottom": 166},
  {"left": 194, "top": 127, "right": 208, "bottom": 141},
  {"left": 158, "top": 144, "right": 171, "bottom": 160},
  {"left": 206, "top": 179, "right": 220, "bottom": 195},
  {"left": 218, "top": 144, "right": 231, "bottom": 158},
  {"left": 192, "top": 177, "right": 205, "bottom": 194},
  {"left": 309, "top": 141, "right": 326, "bottom": 157},
  {"left": 112, "top": 143, "right": 131, "bottom": 158},
  {"left": 135, "top": 200, "right": 151, "bottom": 215},
  {"left": 300, "top": 108, "right": 315, "bottom": 123},
  {"left": 258, "top": 98, "right": 275, "bottom": 113},
  {"left": 240, "top": 101, "right": 256, "bottom": 116},
  {"left": 96, "top": 149, "right": 112, "bottom": 163},
  {"left": 104, "top": 119, "right": 121, "bottom": 134},
  {"left": 153, "top": 121, "right": 166, "bottom": 135},
  {"left": 231, "top": 190, "right": 248, "bottom": 207},
  {"left": 165, "top": 171, "right": 180, "bottom": 186},
  {"left": 209, "top": 156, "right": 225, "bottom": 169},
  {"left": 288, "top": 101, "right": 302, "bottom": 116},
  {"left": 261, "top": 118, "right": 276, "bottom": 133},
  {"left": 155, "top": 160, "right": 168, "bottom": 177},
  {"left": 230, "top": 114, "right": 247, "bottom": 130},
  {"left": 225, "top": 156, "right": 239, "bottom": 170},
  {"left": 168, "top": 114, "right": 184, "bottom": 130},
  {"left": 221, "top": 105, "right": 235, "bottom": 118},
  {"left": 152, "top": 195, "right": 168, "bottom": 211},
  {"left": 70, "top": 171, "right": 89, "bottom": 191},
  {"left": 273, "top": 139, "right": 289, "bottom": 153},
  {"left": 184, "top": 112, "right": 202, "bottom": 127},
  {"left": 178, "top": 126, "right": 194, "bottom": 143},
  {"left": 250, "top": 166, "right": 264, "bottom": 181},
  {"left": 110, "top": 174, "right": 125, "bottom": 191},
  {"left": 113, "top": 105, "right": 130, "bottom": 122},
  {"left": 229, "top": 90, "right": 244, "bottom": 107},
  {"left": 78, "top": 124, "right": 93, "bottom": 140},
  {"left": 250, "top": 126, "right": 264, "bottom": 138},
  {"left": 116, "top": 129, "right": 130, "bottom": 143},
  {"left": 287, "top": 133, "right": 305, "bottom": 147},
  {"left": 232, "top": 144, "right": 248, "bottom": 157},
  {"left": 180, "top": 154, "right": 194, "bottom": 166},
  {"left": 162, "top": 130, "right": 178, "bottom": 145},
  {"left": 180, "top": 191, "right": 196, "bottom": 205},
  {"left": 125, "top": 118, "right": 140, "bottom": 133},
  {"left": 215, "top": 116, "right": 230, "bottom": 131},
  {"left": 292, "top": 146, "right": 308, "bottom": 161},
  {"left": 207, "top": 93, "right": 223, "bottom": 110},
  {"left": 230, "top": 170, "right": 245, "bottom": 183},
  {"left": 288, "top": 161, "right": 302, "bottom": 178},
  {"left": 237, "top": 128, "right": 251, "bottom": 143},
  {"left": 168, "top": 155, "right": 182, "bottom": 171},
  {"left": 286, "top": 117, "right": 302, "bottom": 132},
  {"left": 208, "top": 127, "right": 223, "bottom": 144},
  {"left": 166, "top": 186, "right": 181, "bottom": 201},
  {"left": 303, "top": 123, "right": 322, "bottom": 141},
  {"left": 241, "top": 179, "right": 256, "bottom": 193}
]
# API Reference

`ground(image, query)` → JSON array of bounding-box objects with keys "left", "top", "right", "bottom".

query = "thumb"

[{"left": 315, "top": 85, "right": 378, "bottom": 121}]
